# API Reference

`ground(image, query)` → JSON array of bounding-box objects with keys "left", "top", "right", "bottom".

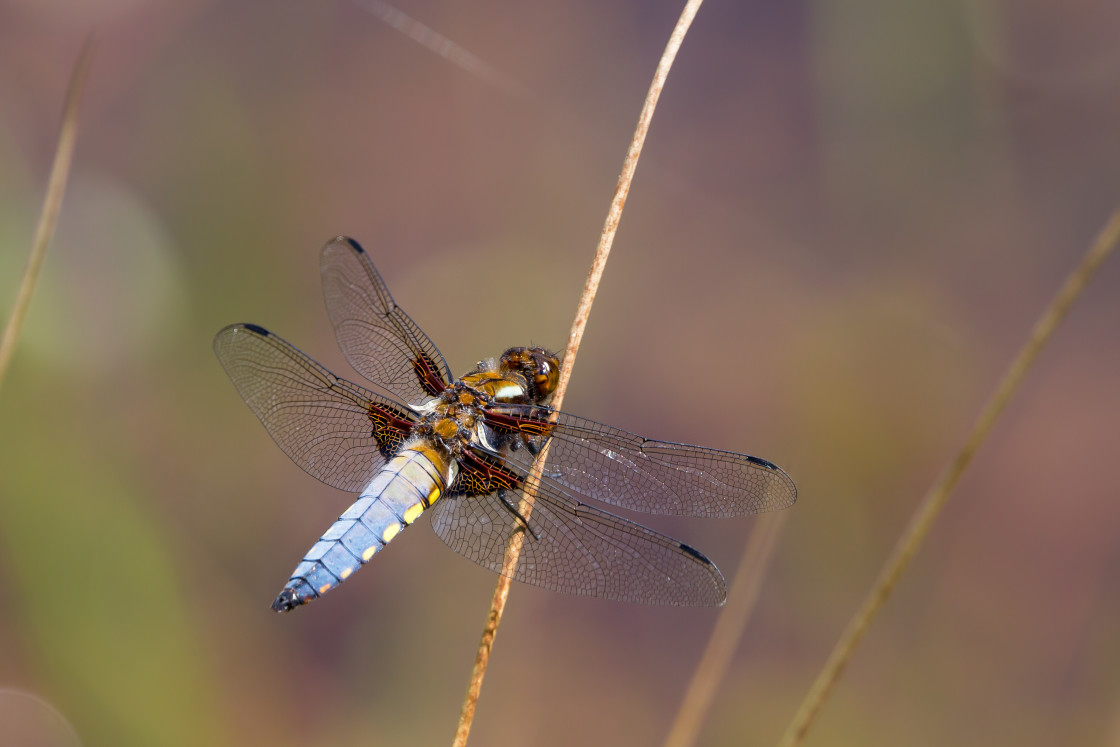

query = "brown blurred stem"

[
  {"left": 663, "top": 511, "right": 789, "bottom": 747},
  {"left": 0, "top": 38, "right": 93, "bottom": 391},
  {"left": 777, "top": 207, "right": 1120, "bottom": 747},
  {"left": 451, "top": 1, "right": 706, "bottom": 744}
]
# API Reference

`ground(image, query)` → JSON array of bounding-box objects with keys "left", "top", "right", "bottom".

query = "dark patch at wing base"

[
  {"left": 483, "top": 409, "right": 555, "bottom": 438},
  {"left": 213, "top": 323, "right": 418, "bottom": 493},
  {"left": 369, "top": 402, "right": 413, "bottom": 457},
  {"left": 431, "top": 456, "right": 728, "bottom": 607},
  {"left": 453, "top": 450, "right": 524, "bottom": 496},
  {"left": 321, "top": 236, "right": 453, "bottom": 403},
  {"left": 489, "top": 405, "right": 797, "bottom": 518},
  {"left": 412, "top": 350, "right": 448, "bottom": 397}
]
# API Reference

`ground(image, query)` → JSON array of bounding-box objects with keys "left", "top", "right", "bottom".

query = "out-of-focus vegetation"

[{"left": 1, "top": 2, "right": 1119, "bottom": 746}]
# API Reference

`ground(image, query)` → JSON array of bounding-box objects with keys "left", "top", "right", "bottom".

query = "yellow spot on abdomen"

[
  {"left": 319, "top": 583, "right": 332, "bottom": 594},
  {"left": 362, "top": 545, "right": 378, "bottom": 562},
  {"left": 382, "top": 523, "right": 401, "bottom": 543},
  {"left": 403, "top": 503, "right": 424, "bottom": 524},
  {"left": 339, "top": 567, "right": 353, "bottom": 580}
]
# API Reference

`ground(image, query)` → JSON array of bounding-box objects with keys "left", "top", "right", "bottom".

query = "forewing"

[
  {"left": 487, "top": 406, "right": 796, "bottom": 517},
  {"left": 213, "top": 323, "right": 417, "bottom": 493},
  {"left": 429, "top": 468, "right": 727, "bottom": 606},
  {"left": 320, "top": 236, "right": 452, "bottom": 402}
]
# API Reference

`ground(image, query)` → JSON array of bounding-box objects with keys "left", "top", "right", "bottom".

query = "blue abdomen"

[{"left": 271, "top": 445, "right": 454, "bottom": 612}]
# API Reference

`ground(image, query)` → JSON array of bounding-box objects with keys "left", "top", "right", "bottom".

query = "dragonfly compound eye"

[{"left": 531, "top": 351, "right": 560, "bottom": 399}]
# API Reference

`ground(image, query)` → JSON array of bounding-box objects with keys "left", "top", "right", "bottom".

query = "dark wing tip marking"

[
  {"left": 746, "top": 455, "right": 779, "bottom": 471},
  {"left": 749, "top": 456, "right": 798, "bottom": 506},
  {"left": 241, "top": 323, "right": 270, "bottom": 337},
  {"left": 678, "top": 542, "right": 711, "bottom": 564},
  {"left": 271, "top": 588, "right": 305, "bottom": 613},
  {"left": 337, "top": 235, "right": 366, "bottom": 254},
  {"left": 677, "top": 542, "right": 727, "bottom": 606}
]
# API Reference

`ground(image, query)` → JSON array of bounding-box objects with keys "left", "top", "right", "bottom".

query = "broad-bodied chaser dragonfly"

[{"left": 214, "top": 237, "right": 796, "bottom": 611}]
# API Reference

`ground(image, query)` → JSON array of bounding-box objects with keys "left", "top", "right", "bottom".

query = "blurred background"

[{"left": 1, "top": 1, "right": 1119, "bottom": 745}]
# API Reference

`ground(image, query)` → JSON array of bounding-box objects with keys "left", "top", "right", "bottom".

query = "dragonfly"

[{"left": 214, "top": 237, "right": 796, "bottom": 611}]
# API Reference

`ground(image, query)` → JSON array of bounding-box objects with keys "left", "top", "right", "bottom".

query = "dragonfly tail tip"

[{"left": 271, "top": 588, "right": 305, "bottom": 613}]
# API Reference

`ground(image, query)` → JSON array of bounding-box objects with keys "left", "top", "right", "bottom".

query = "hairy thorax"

[{"left": 411, "top": 346, "right": 559, "bottom": 465}]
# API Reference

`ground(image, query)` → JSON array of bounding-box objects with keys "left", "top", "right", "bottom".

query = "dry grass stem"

[
  {"left": 0, "top": 38, "right": 93, "bottom": 390},
  {"left": 663, "top": 511, "right": 789, "bottom": 747},
  {"left": 451, "top": 1, "right": 705, "bottom": 743},
  {"left": 777, "top": 206, "right": 1120, "bottom": 747},
  {"left": 355, "top": 0, "right": 525, "bottom": 98}
]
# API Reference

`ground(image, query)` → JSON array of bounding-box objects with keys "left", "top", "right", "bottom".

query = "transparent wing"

[
  {"left": 320, "top": 236, "right": 453, "bottom": 403},
  {"left": 430, "top": 463, "right": 727, "bottom": 606},
  {"left": 485, "top": 406, "right": 797, "bottom": 517},
  {"left": 213, "top": 323, "right": 417, "bottom": 493}
]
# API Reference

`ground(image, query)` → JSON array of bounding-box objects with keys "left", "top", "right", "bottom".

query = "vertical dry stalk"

[
  {"left": 778, "top": 206, "right": 1120, "bottom": 747},
  {"left": 663, "top": 511, "right": 789, "bottom": 747},
  {"left": 451, "top": 1, "right": 705, "bottom": 744},
  {"left": 0, "top": 39, "right": 93, "bottom": 390}
]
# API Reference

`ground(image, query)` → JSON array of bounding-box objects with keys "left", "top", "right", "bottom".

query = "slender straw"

[
  {"left": 663, "top": 511, "right": 789, "bottom": 747},
  {"left": 778, "top": 206, "right": 1120, "bottom": 747},
  {"left": 451, "top": 2, "right": 706, "bottom": 743},
  {"left": 0, "top": 38, "right": 93, "bottom": 391}
]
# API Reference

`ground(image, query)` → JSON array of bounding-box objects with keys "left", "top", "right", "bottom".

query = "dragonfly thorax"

[
  {"left": 414, "top": 381, "right": 496, "bottom": 458},
  {"left": 412, "top": 345, "right": 557, "bottom": 460}
]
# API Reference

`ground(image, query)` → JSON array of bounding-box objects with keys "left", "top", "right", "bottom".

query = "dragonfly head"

[{"left": 500, "top": 346, "right": 560, "bottom": 403}]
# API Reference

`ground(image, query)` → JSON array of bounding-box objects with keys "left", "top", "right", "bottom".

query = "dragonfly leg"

[
  {"left": 524, "top": 441, "right": 561, "bottom": 479},
  {"left": 523, "top": 436, "right": 541, "bottom": 457},
  {"left": 506, "top": 431, "right": 544, "bottom": 457},
  {"left": 497, "top": 489, "right": 541, "bottom": 541}
]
